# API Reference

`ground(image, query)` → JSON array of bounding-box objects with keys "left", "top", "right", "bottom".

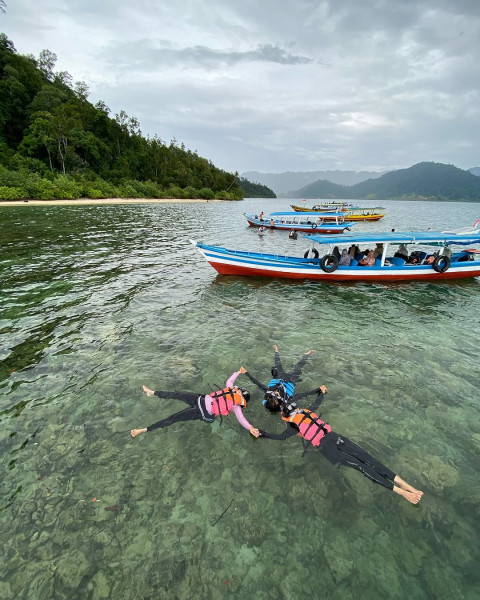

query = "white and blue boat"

[
  {"left": 191, "top": 225, "right": 480, "bottom": 282},
  {"left": 244, "top": 211, "right": 356, "bottom": 234}
]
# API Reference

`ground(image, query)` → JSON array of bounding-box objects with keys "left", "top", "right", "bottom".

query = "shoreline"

[{"left": 0, "top": 197, "right": 227, "bottom": 206}]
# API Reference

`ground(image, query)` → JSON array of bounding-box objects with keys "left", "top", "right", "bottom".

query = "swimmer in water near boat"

[
  {"left": 241, "top": 345, "right": 320, "bottom": 409},
  {"left": 258, "top": 386, "right": 423, "bottom": 505},
  {"left": 131, "top": 367, "right": 260, "bottom": 439}
]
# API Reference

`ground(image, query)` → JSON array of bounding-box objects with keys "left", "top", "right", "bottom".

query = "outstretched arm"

[
  {"left": 308, "top": 386, "right": 327, "bottom": 412},
  {"left": 230, "top": 405, "right": 260, "bottom": 438},
  {"left": 241, "top": 368, "right": 267, "bottom": 392},
  {"left": 259, "top": 424, "right": 298, "bottom": 440}
]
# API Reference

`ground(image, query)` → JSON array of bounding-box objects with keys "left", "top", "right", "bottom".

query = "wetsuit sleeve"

[
  {"left": 259, "top": 424, "right": 298, "bottom": 440},
  {"left": 243, "top": 371, "right": 267, "bottom": 392},
  {"left": 293, "top": 388, "right": 322, "bottom": 402},
  {"left": 308, "top": 392, "right": 325, "bottom": 412},
  {"left": 230, "top": 405, "right": 253, "bottom": 431},
  {"left": 225, "top": 371, "right": 239, "bottom": 387}
]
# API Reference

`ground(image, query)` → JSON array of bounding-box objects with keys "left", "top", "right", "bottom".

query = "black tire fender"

[
  {"left": 432, "top": 255, "right": 450, "bottom": 273},
  {"left": 304, "top": 248, "right": 319, "bottom": 259},
  {"left": 321, "top": 254, "right": 339, "bottom": 273}
]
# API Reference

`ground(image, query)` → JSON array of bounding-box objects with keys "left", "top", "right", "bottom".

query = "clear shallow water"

[{"left": 1, "top": 199, "right": 480, "bottom": 600}]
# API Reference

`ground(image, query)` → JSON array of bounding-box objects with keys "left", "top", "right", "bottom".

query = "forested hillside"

[
  {"left": 0, "top": 34, "right": 275, "bottom": 200},
  {"left": 289, "top": 162, "right": 480, "bottom": 201}
]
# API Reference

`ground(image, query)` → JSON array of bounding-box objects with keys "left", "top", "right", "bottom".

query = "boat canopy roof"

[
  {"left": 305, "top": 229, "right": 480, "bottom": 246},
  {"left": 270, "top": 211, "right": 345, "bottom": 217}
]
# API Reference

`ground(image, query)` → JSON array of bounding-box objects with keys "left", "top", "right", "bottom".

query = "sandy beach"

[{"left": 0, "top": 197, "right": 225, "bottom": 206}]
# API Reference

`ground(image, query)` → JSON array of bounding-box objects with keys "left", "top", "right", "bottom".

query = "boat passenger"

[
  {"left": 339, "top": 248, "right": 353, "bottom": 266},
  {"left": 358, "top": 251, "right": 375, "bottom": 266},
  {"left": 373, "top": 243, "right": 384, "bottom": 259},
  {"left": 259, "top": 211, "right": 264, "bottom": 221},
  {"left": 242, "top": 345, "right": 319, "bottom": 411},
  {"left": 394, "top": 244, "right": 408, "bottom": 260},
  {"left": 259, "top": 387, "right": 424, "bottom": 505},
  {"left": 130, "top": 368, "right": 260, "bottom": 439}
]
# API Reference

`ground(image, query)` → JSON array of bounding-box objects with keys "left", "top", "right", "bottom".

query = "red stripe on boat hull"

[{"left": 209, "top": 261, "right": 480, "bottom": 281}]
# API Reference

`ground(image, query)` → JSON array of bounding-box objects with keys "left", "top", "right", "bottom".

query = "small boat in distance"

[
  {"left": 191, "top": 225, "right": 480, "bottom": 282},
  {"left": 244, "top": 211, "right": 356, "bottom": 234},
  {"left": 291, "top": 204, "right": 385, "bottom": 222}
]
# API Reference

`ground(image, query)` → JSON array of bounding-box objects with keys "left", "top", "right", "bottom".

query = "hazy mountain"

[
  {"left": 469, "top": 167, "right": 480, "bottom": 177},
  {"left": 288, "top": 162, "right": 480, "bottom": 201},
  {"left": 241, "top": 169, "right": 385, "bottom": 195}
]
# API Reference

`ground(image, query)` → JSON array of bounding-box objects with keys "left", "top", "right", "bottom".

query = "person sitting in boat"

[
  {"left": 289, "top": 229, "right": 298, "bottom": 240},
  {"left": 407, "top": 250, "right": 422, "bottom": 264},
  {"left": 394, "top": 244, "right": 408, "bottom": 260},
  {"left": 373, "top": 243, "right": 384, "bottom": 259},
  {"left": 358, "top": 250, "right": 375, "bottom": 266},
  {"left": 339, "top": 248, "right": 353, "bottom": 266},
  {"left": 241, "top": 345, "right": 319, "bottom": 412},
  {"left": 130, "top": 367, "right": 260, "bottom": 439},
  {"left": 258, "top": 387, "right": 424, "bottom": 505}
]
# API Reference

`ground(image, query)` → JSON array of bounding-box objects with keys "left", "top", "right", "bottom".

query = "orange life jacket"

[
  {"left": 210, "top": 387, "right": 246, "bottom": 416},
  {"left": 282, "top": 409, "right": 331, "bottom": 446}
]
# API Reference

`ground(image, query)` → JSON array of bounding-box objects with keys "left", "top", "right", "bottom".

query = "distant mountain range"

[
  {"left": 243, "top": 163, "right": 480, "bottom": 201},
  {"left": 241, "top": 169, "right": 386, "bottom": 195}
]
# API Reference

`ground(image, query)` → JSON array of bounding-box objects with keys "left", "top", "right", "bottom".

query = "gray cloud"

[
  {"left": 2, "top": 0, "right": 480, "bottom": 173},
  {"left": 101, "top": 41, "right": 312, "bottom": 71}
]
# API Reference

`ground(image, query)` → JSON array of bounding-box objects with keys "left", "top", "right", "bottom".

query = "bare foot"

[
  {"left": 142, "top": 385, "right": 154, "bottom": 397},
  {"left": 305, "top": 350, "right": 314, "bottom": 356},
  {"left": 131, "top": 428, "right": 147, "bottom": 438},
  {"left": 394, "top": 476, "right": 423, "bottom": 496},
  {"left": 393, "top": 486, "right": 423, "bottom": 504}
]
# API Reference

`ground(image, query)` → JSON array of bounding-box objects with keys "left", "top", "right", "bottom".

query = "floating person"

[
  {"left": 289, "top": 229, "right": 298, "bottom": 240},
  {"left": 258, "top": 387, "right": 424, "bottom": 505},
  {"left": 258, "top": 226, "right": 266, "bottom": 235},
  {"left": 131, "top": 367, "right": 260, "bottom": 439},
  {"left": 242, "top": 345, "right": 319, "bottom": 411}
]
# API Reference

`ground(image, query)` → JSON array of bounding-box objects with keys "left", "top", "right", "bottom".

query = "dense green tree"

[{"left": 0, "top": 35, "right": 272, "bottom": 201}]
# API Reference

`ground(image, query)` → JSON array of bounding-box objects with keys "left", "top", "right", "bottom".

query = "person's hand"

[
  {"left": 239, "top": 366, "right": 247, "bottom": 374},
  {"left": 318, "top": 385, "right": 327, "bottom": 394},
  {"left": 273, "top": 345, "right": 278, "bottom": 352},
  {"left": 249, "top": 427, "right": 260, "bottom": 438},
  {"left": 305, "top": 350, "right": 314, "bottom": 356}
]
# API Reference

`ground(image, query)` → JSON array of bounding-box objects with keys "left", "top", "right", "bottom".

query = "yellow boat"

[{"left": 291, "top": 204, "right": 385, "bottom": 222}]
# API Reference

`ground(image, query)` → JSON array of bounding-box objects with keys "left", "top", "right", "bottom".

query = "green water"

[{"left": 1, "top": 199, "right": 480, "bottom": 599}]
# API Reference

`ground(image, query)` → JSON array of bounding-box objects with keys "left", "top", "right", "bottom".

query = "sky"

[{"left": 1, "top": 0, "right": 480, "bottom": 175}]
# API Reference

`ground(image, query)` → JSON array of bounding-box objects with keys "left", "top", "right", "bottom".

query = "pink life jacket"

[
  {"left": 210, "top": 387, "right": 246, "bottom": 416},
  {"left": 282, "top": 409, "right": 332, "bottom": 446}
]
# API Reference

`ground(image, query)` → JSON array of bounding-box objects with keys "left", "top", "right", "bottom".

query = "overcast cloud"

[{"left": 1, "top": 0, "right": 480, "bottom": 174}]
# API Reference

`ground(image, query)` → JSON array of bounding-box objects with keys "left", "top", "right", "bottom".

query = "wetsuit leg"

[
  {"left": 146, "top": 406, "right": 201, "bottom": 432},
  {"left": 287, "top": 353, "right": 309, "bottom": 384},
  {"left": 274, "top": 351, "right": 287, "bottom": 379},
  {"left": 320, "top": 434, "right": 396, "bottom": 490},
  {"left": 153, "top": 390, "right": 199, "bottom": 407}
]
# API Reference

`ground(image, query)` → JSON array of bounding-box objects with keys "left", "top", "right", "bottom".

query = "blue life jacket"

[{"left": 266, "top": 379, "right": 295, "bottom": 399}]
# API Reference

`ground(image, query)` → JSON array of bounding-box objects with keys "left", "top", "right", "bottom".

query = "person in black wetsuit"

[
  {"left": 130, "top": 367, "right": 260, "bottom": 439},
  {"left": 242, "top": 345, "right": 320, "bottom": 410},
  {"left": 259, "top": 386, "right": 424, "bottom": 505}
]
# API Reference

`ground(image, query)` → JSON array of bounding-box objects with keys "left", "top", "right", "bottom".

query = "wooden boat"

[
  {"left": 291, "top": 204, "right": 385, "bottom": 222},
  {"left": 244, "top": 211, "right": 356, "bottom": 234},
  {"left": 190, "top": 226, "right": 480, "bottom": 282}
]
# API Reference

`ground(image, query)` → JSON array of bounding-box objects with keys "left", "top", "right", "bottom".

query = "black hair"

[{"left": 264, "top": 394, "right": 281, "bottom": 412}]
